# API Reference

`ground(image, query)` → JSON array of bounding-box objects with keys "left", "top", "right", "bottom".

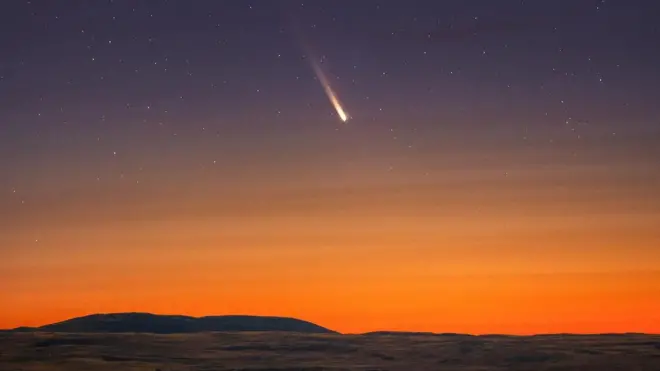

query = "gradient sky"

[{"left": 1, "top": 0, "right": 660, "bottom": 334}]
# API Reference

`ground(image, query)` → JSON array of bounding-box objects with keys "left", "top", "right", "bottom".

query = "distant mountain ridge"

[
  {"left": 5, "top": 313, "right": 336, "bottom": 334},
  {"left": 362, "top": 331, "right": 460, "bottom": 336}
]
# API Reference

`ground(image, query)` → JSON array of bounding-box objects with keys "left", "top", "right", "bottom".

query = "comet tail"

[{"left": 310, "top": 60, "right": 349, "bottom": 122}]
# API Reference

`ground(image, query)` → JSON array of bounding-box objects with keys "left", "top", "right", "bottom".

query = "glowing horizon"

[{"left": 3, "top": 156, "right": 660, "bottom": 334}]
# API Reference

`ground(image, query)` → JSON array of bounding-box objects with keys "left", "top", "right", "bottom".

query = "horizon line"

[{"left": 4, "top": 311, "right": 658, "bottom": 336}]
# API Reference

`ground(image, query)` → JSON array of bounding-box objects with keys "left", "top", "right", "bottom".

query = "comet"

[
  {"left": 309, "top": 59, "right": 349, "bottom": 122},
  {"left": 285, "top": 10, "right": 350, "bottom": 123}
]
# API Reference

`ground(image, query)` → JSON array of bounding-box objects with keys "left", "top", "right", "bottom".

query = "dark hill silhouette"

[
  {"left": 8, "top": 313, "right": 336, "bottom": 334},
  {"left": 362, "top": 331, "right": 466, "bottom": 337}
]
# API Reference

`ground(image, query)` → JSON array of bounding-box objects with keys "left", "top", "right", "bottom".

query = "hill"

[
  {"left": 362, "top": 331, "right": 453, "bottom": 336},
  {"left": 7, "top": 313, "right": 336, "bottom": 334}
]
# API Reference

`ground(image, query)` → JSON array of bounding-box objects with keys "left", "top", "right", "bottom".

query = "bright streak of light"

[{"left": 310, "top": 60, "right": 349, "bottom": 122}]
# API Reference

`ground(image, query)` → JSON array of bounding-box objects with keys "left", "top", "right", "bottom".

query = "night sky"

[{"left": 2, "top": 0, "right": 660, "bottom": 334}]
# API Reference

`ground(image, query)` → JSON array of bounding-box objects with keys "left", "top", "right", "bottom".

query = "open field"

[{"left": 1, "top": 332, "right": 659, "bottom": 370}]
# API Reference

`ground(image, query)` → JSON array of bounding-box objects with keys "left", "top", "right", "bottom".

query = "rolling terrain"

[
  {"left": 2, "top": 314, "right": 658, "bottom": 370},
  {"left": 1, "top": 331, "right": 659, "bottom": 370}
]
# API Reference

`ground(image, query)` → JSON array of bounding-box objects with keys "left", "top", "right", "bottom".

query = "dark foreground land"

[{"left": 1, "top": 332, "right": 659, "bottom": 371}]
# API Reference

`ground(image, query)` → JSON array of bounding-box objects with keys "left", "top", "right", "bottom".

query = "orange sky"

[
  {"left": 2, "top": 149, "right": 660, "bottom": 334},
  {"left": 4, "top": 0, "right": 660, "bottom": 338}
]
